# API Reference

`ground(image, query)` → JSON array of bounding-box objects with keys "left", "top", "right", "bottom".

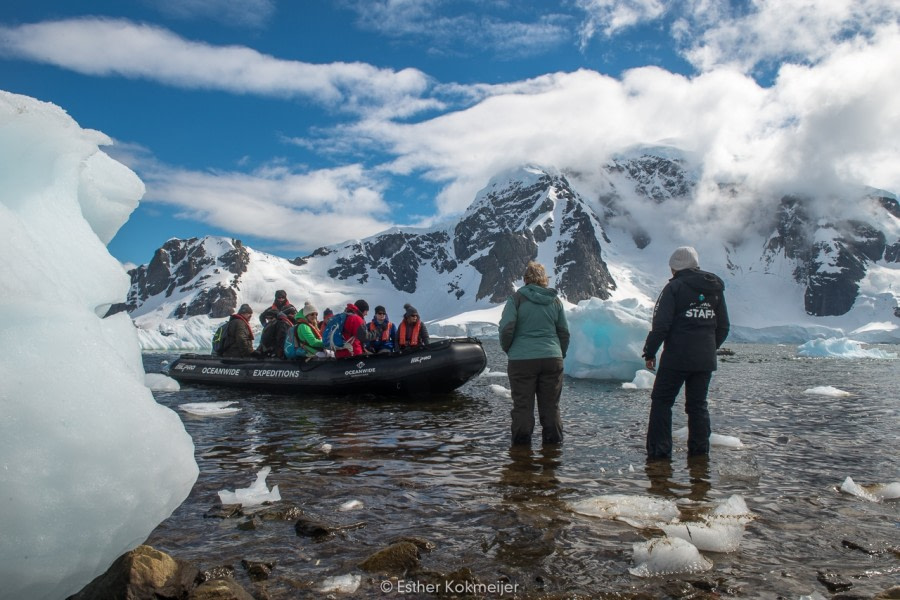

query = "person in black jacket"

[
  {"left": 259, "top": 290, "right": 292, "bottom": 326},
  {"left": 642, "top": 246, "right": 730, "bottom": 460},
  {"left": 255, "top": 305, "right": 297, "bottom": 358}
]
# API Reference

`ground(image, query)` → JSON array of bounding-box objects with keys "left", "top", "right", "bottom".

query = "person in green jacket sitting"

[
  {"left": 498, "top": 261, "right": 570, "bottom": 446},
  {"left": 287, "top": 301, "right": 328, "bottom": 358}
]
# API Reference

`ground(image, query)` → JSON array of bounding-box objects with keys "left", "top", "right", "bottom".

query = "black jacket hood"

[{"left": 672, "top": 268, "right": 725, "bottom": 294}]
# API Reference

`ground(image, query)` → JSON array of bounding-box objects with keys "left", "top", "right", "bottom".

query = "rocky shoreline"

[
  {"left": 67, "top": 499, "right": 900, "bottom": 599},
  {"left": 67, "top": 501, "right": 500, "bottom": 600}
]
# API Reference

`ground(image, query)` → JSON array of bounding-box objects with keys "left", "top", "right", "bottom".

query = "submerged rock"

[
  {"left": 359, "top": 541, "right": 421, "bottom": 574},
  {"left": 253, "top": 503, "right": 304, "bottom": 521},
  {"left": 294, "top": 517, "right": 336, "bottom": 540},
  {"left": 190, "top": 577, "right": 255, "bottom": 600},
  {"left": 241, "top": 559, "right": 275, "bottom": 582},
  {"left": 199, "top": 565, "right": 236, "bottom": 582},
  {"left": 817, "top": 570, "right": 853, "bottom": 593},
  {"left": 294, "top": 516, "right": 366, "bottom": 540},
  {"left": 204, "top": 504, "right": 243, "bottom": 519},
  {"left": 873, "top": 586, "right": 900, "bottom": 599}
]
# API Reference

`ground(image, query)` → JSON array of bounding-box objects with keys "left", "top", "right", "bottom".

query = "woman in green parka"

[
  {"left": 498, "top": 261, "right": 570, "bottom": 446},
  {"left": 288, "top": 301, "right": 326, "bottom": 358}
]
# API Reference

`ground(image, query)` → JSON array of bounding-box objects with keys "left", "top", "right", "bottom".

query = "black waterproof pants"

[
  {"left": 508, "top": 358, "right": 564, "bottom": 445},
  {"left": 646, "top": 367, "right": 712, "bottom": 459}
]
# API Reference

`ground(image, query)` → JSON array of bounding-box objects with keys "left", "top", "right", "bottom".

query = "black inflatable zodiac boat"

[{"left": 167, "top": 337, "right": 487, "bottom": 397}]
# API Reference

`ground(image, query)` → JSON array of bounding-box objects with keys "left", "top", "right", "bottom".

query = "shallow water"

[{"left": 144, "top": 342, "right": 899, "bottom": 598}]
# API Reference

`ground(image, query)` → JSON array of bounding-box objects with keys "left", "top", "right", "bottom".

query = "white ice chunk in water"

[
  {"left": 661, "top": 520, "right": 746, "bottom": 553},
  {"left": 710, "top": 433, "right": 744, "bottom": 448},
  {"left": 877, "top": 482, "right": 900, "bottom": 500},
  {"left": 180, "top": 401, "right": 241, "bottom": 416},
  {"left": 218, "top": 467, "right": 281, "bottom": 507},
  {"left": 319, "top": 574, "right": 361, "bottom": 593},
  {"left": 339, "top": 499, "right": 363, "bottom": 511},
  {"left": 570, "top": 494, "right": 680, "bottom": 528},
  {"left": 629, "top": 536, "right": 713, "bottom": 577},
  {"left": 490, "top": 384, "right": 512, "bottom": 398},
  {"left": 803, "top": 386, "right": 851, "bottom": 397},
  {"left": 710, "top": 494, "right": 753, "bottom": 521},
  {"left": 480, "top": 367, "right": 508, "bottom": 377},
  {"left": 660, "top": 494, "right": 753, "bottom": 552},
  {"left": 622, "top": 369, "right": 655, "bottom": 389},
  {"left": 840, "top": 477, "right": 900, "bottom": 502},
  {"left": 673, "top": 427, "right": 744, "bottom": 448},
  {"left": 144, "top": 372, "right": 180, "bottom": 392}
]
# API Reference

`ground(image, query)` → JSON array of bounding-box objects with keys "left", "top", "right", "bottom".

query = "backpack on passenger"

[
  {"left": 321, "top": 311, "right": 351, "bottom": 352},
  {"left": 211, "top": 321, "right": 228, "bottom": 356},
  {"left": 283, "top": 325, "right": 304, "bottom": 359}
]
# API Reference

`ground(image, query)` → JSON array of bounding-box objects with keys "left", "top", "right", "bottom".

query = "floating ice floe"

[
  {"left": 144, "top": 373, "right": 180, "bottom": 392},
  {"left": 570, "top": 494, "right": 680, "bottom": 528},
  {"left": 803, "top": 385, "right": 851, "bottom": 397},
  {"left": 217, "top": 466, "right": 281, "bottom": 507},
  {"left": 339, "top": 499, "right": 363, "bottom": 511},
  {"left": 673, "top": 427, "right": 744, "bottom": 448},
  {"left": 660, "top": 520, "right": 746, "bottom": 553},
  {"left": 179, "top": 401, "right": 241, "bottom": 416},
  {"left": 621, "top": 369, "right": 655, "bottom": 389},
  {"left": 318, "top": 442, "right": 333, "bottom": 454},
  {"left": 480, "top": 367, "right": 508, "bottom": 378},
  {"left": 839, "top": 476, "right": 900, "bottom": 502},
  {"left": 489, "top": 384, "right": 512, "bottom": 398},
  {"left": 319, "top": 574, "right": 361, "bottom": 594},
  {"left": 660, "top": 495, "right": 753, "bottom": 553},
  {"left": 796, "top": 337, "right": 898, "bottom": 359},
  {"left": 629, "top": 536, "right": 713, "bottom": 577}
]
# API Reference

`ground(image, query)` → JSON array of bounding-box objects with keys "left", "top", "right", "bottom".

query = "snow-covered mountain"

[{"left": 115, "top": 150, "right": 900, "bottom": 345}]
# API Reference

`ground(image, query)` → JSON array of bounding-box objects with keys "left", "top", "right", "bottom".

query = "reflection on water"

[
  {"left": 645, "top": 455, "right": 712, "bottom": 502},
  {"left": 144, "top": 342, "right": 900, "bottom": 598}
]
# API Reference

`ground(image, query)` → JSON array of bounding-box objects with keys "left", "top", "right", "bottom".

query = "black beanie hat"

[
  {"left": 274, "top": 289, "right": 287, "bottom": 300},
  {"left": 355, "top": 299, "right": 369, "bottom": 313},
  {"left": 375, "top": 305, "right": 386, "bottom": 314},
  {"left": 323, "top": 308, "right": 333, "bottom": 317},
  {"left": 404, "top": 303, "right": 418, "bottom": 317}
]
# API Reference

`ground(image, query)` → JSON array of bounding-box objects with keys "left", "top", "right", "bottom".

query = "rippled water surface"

[{"left": 145, "top": 342, "right": 899, "bottom": 598}]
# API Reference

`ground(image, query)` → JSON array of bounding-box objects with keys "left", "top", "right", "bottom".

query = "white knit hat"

[
  {"left": 302, "top": 301, "right": 319, "bottom": 317},
  {"left": 669, "top": 246, "right": 699, "bottom": 271}
]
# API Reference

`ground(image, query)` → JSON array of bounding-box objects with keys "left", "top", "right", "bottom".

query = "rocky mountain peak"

[{"left": 117, "top": 155, "right": 898, "bottom": 326}]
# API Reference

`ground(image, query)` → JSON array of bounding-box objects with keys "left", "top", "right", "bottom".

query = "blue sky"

[{"left": 2, "top": 0, "right": 899, "bottom": 266}]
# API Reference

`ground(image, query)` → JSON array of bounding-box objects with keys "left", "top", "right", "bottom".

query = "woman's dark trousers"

[
  {"left": 508, "top": 358, "right": 564, "bottom": 445},
  {"left": 646, "top": 368, "right": 712, "bottom": 459}
]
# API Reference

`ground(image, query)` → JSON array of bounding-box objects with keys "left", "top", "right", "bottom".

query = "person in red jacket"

[
  {"left": 318, "top": 307, "right": 333, "bottom": 332},
  {"left": 334, "top": 299, "right": 371, "bottom": 358}
]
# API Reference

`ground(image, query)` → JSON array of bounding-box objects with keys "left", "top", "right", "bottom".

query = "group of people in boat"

[
  {"left": 220, "top": 245, "right": 728, "bottom": 466},
  {"left": 216, "top": 290, "right": 429, "bottom": 360}
]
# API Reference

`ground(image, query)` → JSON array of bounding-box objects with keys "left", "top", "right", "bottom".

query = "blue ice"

[{"left": 797, "top": 337, "right": 898, "bottom": 358}]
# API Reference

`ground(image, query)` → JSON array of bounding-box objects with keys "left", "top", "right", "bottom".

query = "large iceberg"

[
  {"left": 564, "top": 297, "right": 649, "bottom": 380},
  {"left": 0, "top": 91, "right": 198, "bottom": 600}
]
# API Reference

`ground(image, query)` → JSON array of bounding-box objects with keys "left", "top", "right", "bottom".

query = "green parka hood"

[{"left": 517, "top": 284, "right": 560, "bottom": 305}]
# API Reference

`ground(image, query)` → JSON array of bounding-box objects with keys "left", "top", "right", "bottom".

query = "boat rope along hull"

[{"left": 167, "top": 337, "right": 487, "bottom": 396}]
